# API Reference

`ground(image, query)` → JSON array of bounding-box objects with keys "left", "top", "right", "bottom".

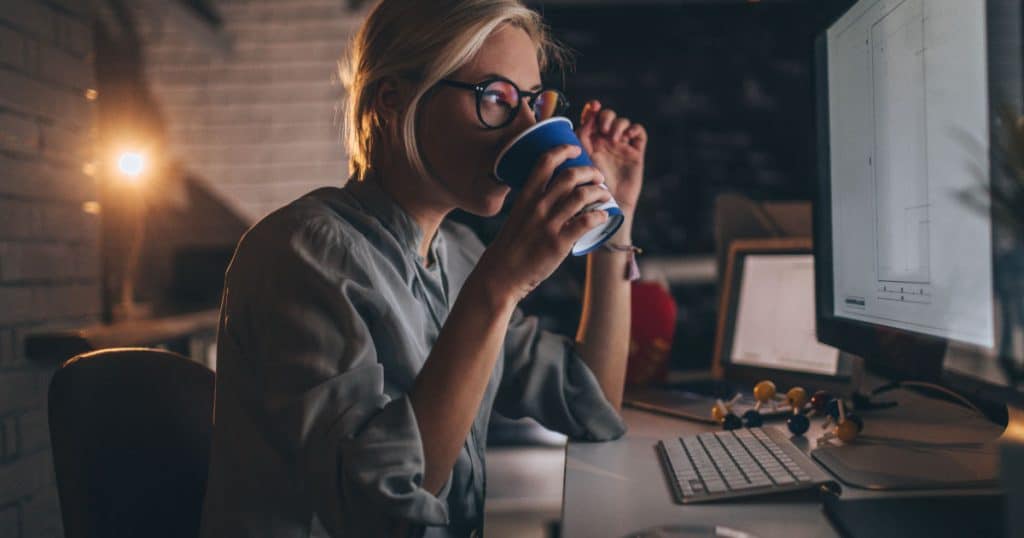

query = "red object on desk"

[{"left": 626, "top": 280, "right": 677, "bottom": 386}]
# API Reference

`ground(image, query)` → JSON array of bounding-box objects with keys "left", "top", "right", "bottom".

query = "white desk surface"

[{"left": 560, "top": 397, "right": 1003, "bottom": 538}]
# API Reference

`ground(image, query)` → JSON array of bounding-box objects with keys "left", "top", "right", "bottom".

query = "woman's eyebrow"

[{"left": 481, "top": 73, "right": 543, "bottom": 91}]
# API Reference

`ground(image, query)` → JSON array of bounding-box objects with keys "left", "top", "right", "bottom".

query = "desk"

[
  {"left": 561, "top": 408, "right": 839, "bottom": 537},
  {"left": 561, "top": 397, "right": 1004, "bottom": 538}
]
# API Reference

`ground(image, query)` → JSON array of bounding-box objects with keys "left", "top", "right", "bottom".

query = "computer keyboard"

[{"left": 657, "top": 427, "right": 834, "bottom": 504}]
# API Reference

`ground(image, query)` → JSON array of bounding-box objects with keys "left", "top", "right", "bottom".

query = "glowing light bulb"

[{"left": 117, "top": 152, "right": 145, "bottom": 178}]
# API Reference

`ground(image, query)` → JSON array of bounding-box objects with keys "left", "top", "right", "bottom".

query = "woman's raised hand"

[{"left": 477, "top": 144, "right": 611, "bottom": 304}]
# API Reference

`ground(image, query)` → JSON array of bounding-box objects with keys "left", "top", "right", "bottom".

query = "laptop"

[{"left": 624, "top": 238, "right": 858, "bottom": 424}]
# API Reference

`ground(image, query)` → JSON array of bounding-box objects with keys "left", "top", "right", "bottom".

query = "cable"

[{"left": 871, "top": 381, "right": 987, "bottom": 418}]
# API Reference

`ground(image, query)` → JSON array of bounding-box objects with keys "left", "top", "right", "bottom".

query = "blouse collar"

[{"left": 344, "top": 177, "right": 445, "bottom": 266}]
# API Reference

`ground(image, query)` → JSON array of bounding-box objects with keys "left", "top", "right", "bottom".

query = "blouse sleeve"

[
  {"left": 225, "top": 218, "right": 453, "bottom": 536},
  {"left": 493, "top": 307, "right": 627, "bottom": 442}
]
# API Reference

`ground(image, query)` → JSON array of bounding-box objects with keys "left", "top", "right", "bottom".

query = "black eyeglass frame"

[{"left": 438, "top": 76, "right": 570, "bottom": 129}]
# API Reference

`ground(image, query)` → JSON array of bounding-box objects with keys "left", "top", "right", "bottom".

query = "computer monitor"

[{"left": 813, "top": 0, "right": 1024, "bottom": 401}]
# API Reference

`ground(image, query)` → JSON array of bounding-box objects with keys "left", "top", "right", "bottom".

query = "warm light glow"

[
  {"left": 81, "top": 201, "right": 101, "bottom": 215},
  {"left": 117, "top": 152, "right": 145, "bottom": 178}
]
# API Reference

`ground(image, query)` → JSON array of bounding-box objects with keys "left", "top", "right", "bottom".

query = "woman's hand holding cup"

[{"left": 477, "top": 144, "right": 611, "bottom": 305}]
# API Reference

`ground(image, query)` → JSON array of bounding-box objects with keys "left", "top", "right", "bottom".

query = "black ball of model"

[
  {"left": 742, "top": 409, "right": 763, "bottom": 427},
  {"left": 787, "top": 414, "right": 810, "bottom": 435}
]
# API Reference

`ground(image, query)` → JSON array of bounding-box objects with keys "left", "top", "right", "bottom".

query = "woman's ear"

[{"left": 374, "top": 76, "right": 408, "bottom": 127}]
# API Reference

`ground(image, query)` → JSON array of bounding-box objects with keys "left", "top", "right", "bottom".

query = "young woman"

[{"left": 200, "top": 1, "right": 648, "bottom": 537}]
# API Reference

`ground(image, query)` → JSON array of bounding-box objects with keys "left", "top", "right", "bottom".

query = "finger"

[
  {"left": 625, "top": 123, "right": 648, "bottom": 150},
  {"left": 542, "top": 165, "right": 604, "bottom": 206},
  {"left": 548, "top": 183, "right": 613, "bottom": 228},
  {"left": 577, "top": 100, "right": 601, "bottom": 140},
  {"left": 521, "top": 144, "right": 582, "bottom": 203},
  {"left": 561, "top": 208, "right": 610, "bottom": 243},
  {"left": 597, "top": 109, "right": 617, "bottom": 135},
  {"left": 580, "top": 100, "right": 601, "bottom": 126},
  {"left": 610, "top": 117, "right": 631, "bottom": 141}
]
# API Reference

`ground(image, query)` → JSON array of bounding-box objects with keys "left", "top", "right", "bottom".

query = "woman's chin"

[{"left": 467, "top": 189, "right": 510, "bottom": 217}]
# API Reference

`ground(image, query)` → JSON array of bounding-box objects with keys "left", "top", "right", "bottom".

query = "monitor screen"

[
  {"left": 815, "top": 0, "right": 1024, "bottom": 391},
  {"left": 824, "top": 0, "right": 993, "bottom": 347},
  {"left": 731, "top": 255, "right": 840, "bottom": 376}
]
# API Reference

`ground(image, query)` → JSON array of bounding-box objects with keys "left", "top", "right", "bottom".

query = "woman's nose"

[{"left": 511, "top": 99, "right": 537, "bottom": 131}]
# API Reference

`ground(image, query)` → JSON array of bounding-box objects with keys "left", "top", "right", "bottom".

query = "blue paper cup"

[{"left": 493, "top": 117, "right": 624, "bottom": 256}]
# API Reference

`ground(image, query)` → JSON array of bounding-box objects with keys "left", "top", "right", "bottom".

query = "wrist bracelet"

[{"left": 601, "top": 242, "right": 642, "bottom": 281}]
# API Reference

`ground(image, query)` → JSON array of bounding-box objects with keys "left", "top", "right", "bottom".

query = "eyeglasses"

[{"left": 438, "top": 76, "right": 570, "bottom": 129}]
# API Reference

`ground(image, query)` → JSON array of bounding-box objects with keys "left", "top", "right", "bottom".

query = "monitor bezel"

[
  {"left": 715, "top": 238, "right": 859, "bottom": 395},
  {"left": 812, "top": 0, "right": 1024, "bottom": 394}
]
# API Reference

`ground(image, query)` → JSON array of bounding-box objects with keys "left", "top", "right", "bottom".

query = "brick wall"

[
  {"left": 0, "top": 1, "right": 99, "bottom": 537},
  {"left": 136, "top": 0, "right": 367, "bottom": 223}
]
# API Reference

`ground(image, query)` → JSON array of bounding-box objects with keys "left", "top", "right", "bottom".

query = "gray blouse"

[{"left": 199, "top": 178, "right": 626, "bottom": 538}]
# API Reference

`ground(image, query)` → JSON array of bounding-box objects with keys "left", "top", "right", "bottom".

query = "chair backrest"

[{"left": 48, "top": 347, "right": 214, "bottom": 538}]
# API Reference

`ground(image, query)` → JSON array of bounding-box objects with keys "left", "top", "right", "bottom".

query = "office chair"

[{"left": 48, "top": 347, "right": 214, "bottom": 538}]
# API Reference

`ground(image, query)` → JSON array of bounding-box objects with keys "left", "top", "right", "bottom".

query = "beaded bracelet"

[{"left": 601, "top": 242, "right": 643, "bottom": 281}]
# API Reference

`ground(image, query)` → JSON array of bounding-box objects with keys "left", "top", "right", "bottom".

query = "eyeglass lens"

[{"left": 479, "top": 80, "right": 564, "bottom": 127}]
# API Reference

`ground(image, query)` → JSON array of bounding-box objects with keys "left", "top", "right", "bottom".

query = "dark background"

[{"left": 454, "top": 1, "right": 824, "bottom": 371}]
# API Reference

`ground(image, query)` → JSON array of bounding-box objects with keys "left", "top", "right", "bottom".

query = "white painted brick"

[
  {"left": 36, "top": 40, "right": 94, "bottom": 90},
  {"left": 0, "top": 0, "right": 52, "bottom": 41},
  {"left": 0, "top": 242, "right": 80, "bottom": 282},
  {"left": 154, "top": 79, "right": 341, "bottom": 108},
  {"left": 169, "top": 118, "right": 338, "bottom": 147},
  {"left": 230, "top": 39, "right": 349, "bottom": 64},
  {"left": 0, "top": 450, "right": 55, "bottom": 505},
  {"left": 141, "top": 0, "right": 364, "bottom": 225},
  {"left": 218, "top": 0, "right": 350, "bottom": 23},
  {"left": 0, "top": 26, "right": 27, "bottom": 71},
  {"left": 0, "top": 288, "right": 35, "bottom": 325},
  {"left": 151, "top": 60, "right": 338, "bottom": 87},
  {"left": 0, "top": 68, "right": 90, "bottom": 128},
  {"left": 0, "top": 1, "right": 89, "bottom": 59},
  {"left": 0, "top": 111, "right": 41, "bottom": 155},
  {"left": 229, "top": 18, "right": 359, "bottom": 43},
  {"left": 38, "top": 121, "right": 91, "bottom": 164},
  {"left": 191, "top": 159, "right": 347, "bottom": 185},
  {"left": 36, "top": 203, "right": 100, "bottom": 242},
  {"left": 0, "top": 369, "right": 49, "bottom": 415},
  {"left": 142, "top": 46, "right": 216, "bottom": 67},
  {"left": 52, "top": 11, "right": 90, "bottom": 58},
  {"left": 0, "top": 199, "right": 39, "bottom": 241},
  {"left": 162, "top": 98, "right": 341, "bottom": 128},
  {"left": 0, "top": 284, "right": 99, "bottom": 326},
  {"left": 45, "top": 0, "right": 93, "bottom": 19},
  {"left": 30, "top": 284, "right": 101, "bottom": 321},
  {"left": 73, "top": 242, "right": 99, "bottom": 280},
  {"left": 182, "top": 139, "right": 342, "bottom": 167},
  {"left": 0, "top": 154, "right": 95, "bottom": 202}
]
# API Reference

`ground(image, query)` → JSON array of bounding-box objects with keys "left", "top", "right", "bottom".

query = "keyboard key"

[
  {"left": 772, "top": 474, "right": 796, "bottom": 484},
  {"left": 706, "top": 481, "right": 728, "bottom": 493}
]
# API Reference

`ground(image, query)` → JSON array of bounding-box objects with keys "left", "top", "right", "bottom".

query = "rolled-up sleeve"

[
  {"left": 493, "top": 307, "right": 627, "bottom": 442},
  {"left": 230, "top": 220, "right": 452, "bottom": 535}
]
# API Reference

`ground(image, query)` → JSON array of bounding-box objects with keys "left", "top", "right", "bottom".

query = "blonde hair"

[{"left": 339, "top": 0, "right": 568, "bottom": 181}]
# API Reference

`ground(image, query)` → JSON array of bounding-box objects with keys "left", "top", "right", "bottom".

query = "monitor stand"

[{"left": 809, "top": 387, "right": 1003, "bottom": 490}]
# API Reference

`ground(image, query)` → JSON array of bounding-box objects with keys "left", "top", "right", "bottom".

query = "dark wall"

[
  {"left": 539, "top": 2, "right": 821, "bottom": 255},
  {"left": 453, "top": 2, "right": 824, "bottom": 370}
]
